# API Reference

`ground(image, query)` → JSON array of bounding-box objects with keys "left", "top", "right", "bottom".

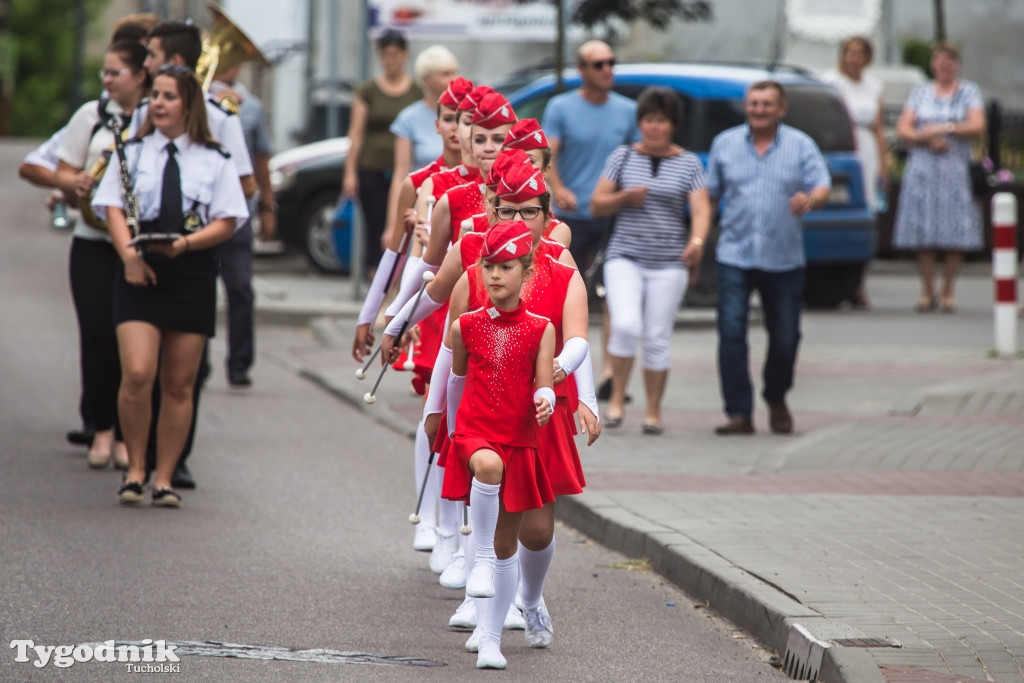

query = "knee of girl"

[{"left": 471, "top": 454, "right": 503, "bottom": 485}]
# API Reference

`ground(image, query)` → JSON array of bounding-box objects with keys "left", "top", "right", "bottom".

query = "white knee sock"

[
  {"left": 413, "top": 420, "right": 436, "bottom": 527},
  {"left": 481, "top": 554, "right": 519, "bottom": 650},
  {"left": 437, "top": 491, "right": 460, "bottom": 538},
  {"left": 518, "top": 537, "right": 555, "bottom": 610},
  {"left": 470, "top": 478, "right": 500, "bottom": 569}
]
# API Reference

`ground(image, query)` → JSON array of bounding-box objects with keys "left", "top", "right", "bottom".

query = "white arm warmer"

[
  {"left": 446, "top": 371, "right": 466, "bottom": 436},
  {"left": 384, "top": 258, "right": 438, "bottom": 317},
  {"left": 574, "top": 348, "right": 599, "bottom": 417},
  {"left": 533, "top": 387, "right": 556, "bottom": 410},
  {"left": 555, "top": 337, "right": 589, "bottom": 376},
  {"left": 384, "top": 288, "right": 444, "bottom": 338},
  {"left": 396, "top": 255, "right": 422, "bottom": 302},
  {"left": 356, "top": 249, "right": 399, "bottom": 325},
  {"left": 423, "top": 343, "right": 453, "bottom": 417}
]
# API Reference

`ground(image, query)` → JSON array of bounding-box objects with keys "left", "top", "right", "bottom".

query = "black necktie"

[{"left": 158, "top": 142, "right": 182, "bottom": 234}]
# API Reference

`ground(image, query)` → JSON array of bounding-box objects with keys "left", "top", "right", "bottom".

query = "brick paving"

[{"left": 258, "top": 271, "right": 1024, "bottom": 682}]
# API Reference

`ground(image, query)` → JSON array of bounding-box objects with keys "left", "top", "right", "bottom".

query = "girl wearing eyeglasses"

[
  {"left": 92, "top": 66, "right": 248, "bottom": 508},
  {"left": 54, "top": 41, "right": 151, "bottom": 471}
]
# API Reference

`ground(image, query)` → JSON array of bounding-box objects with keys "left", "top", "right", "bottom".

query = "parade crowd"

[{"left": 18, "top": 10, "right": 987, "bottom": 671}]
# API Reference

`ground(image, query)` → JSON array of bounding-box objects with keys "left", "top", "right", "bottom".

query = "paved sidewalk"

[{"left": 241, "top": 266, "right": 1024, "bottom": 683}]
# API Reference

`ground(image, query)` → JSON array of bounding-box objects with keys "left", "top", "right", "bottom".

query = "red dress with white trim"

[
  {"left": 443, "top": 303, "right": 555, "bottom": 512},
  {"left": 465, "top": 251, "right": 586, "bottom": 496}
]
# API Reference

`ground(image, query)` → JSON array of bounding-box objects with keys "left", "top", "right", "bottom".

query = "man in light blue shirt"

[
  {"left": 705, "top": 80, "right": 830, "bottom": 436},
  {"left": 543, "top": 40, "right": 637, "bottom": 272}
]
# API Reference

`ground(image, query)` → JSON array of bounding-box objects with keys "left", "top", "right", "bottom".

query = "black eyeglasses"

[
  {"left": 587, "top": 59, "right": 616, "bottom": 70},
  {"left": 495, "top": 206, "right": 543, "bottom": 220}
]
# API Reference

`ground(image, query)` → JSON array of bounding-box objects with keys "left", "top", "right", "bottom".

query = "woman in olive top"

[{"left": 343, "top": 29, "right": 423, "bottom": 279}]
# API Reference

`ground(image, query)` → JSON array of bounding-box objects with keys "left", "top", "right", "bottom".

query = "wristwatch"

[{"left": 944, "top": 122, "right": 956, "bottom": 134}]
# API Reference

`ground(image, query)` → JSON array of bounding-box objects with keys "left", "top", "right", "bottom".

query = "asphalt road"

[{"left": 0, "top": 142, "right": 786, "bottom": 682}]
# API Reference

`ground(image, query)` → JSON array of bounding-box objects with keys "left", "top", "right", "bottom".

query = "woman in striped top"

[{"left": 590, "top": 87, "right": 710, "bottom": 434}]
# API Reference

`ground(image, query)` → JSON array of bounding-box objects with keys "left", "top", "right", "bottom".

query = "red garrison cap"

[
  {"left": 503, "top": 118, "right": 548, "bottom": 151},
  {"left": 457, "top": 85, "right": 494, "bottom": 112},
  {"left": 485, "top": 149, "right": 530, "bottom": 191},
  {"left": 496, "top": 159, "right": 547, "bottom": 203},
  {"left": 482, "top": 220, "right": 532, "bottom": 263},
  {"left": 471, "top": 92, "right": 517, "bottom": 128},
  {"left": 439, "top": 76, "right": 475, "bottom": 109}
]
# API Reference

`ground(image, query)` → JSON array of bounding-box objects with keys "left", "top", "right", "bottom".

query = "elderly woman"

[
  {"left": 590, "top": 87, "right": 711, "bottom": 434},
  {"left": 893, "top": 43, "right": 986, "bottom": 313}
]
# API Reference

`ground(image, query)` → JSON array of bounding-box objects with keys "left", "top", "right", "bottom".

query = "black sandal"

[
  {"left": 151, "top": 487, "right": 181, "bottom": 508},
  {"left": 117, "top": 480, "right": 144, "bottom": 505}
]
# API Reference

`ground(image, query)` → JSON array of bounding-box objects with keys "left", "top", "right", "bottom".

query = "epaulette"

[
  {"left": 204, "top": 141, "right": 231, "bottom": 158},
  {"left": 139, "top": 96, "right": 150, "bottom": 107},
  {"left": 124, "top": 137, "right": 143, "bottom": 146},
  {"left": 207, "top": 95, "right": 238, "bottom": 116}
]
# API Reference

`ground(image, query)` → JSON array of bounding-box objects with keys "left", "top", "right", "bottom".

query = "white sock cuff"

[{"left": 471, "top": 478, "right": 500, "bottom": 497}]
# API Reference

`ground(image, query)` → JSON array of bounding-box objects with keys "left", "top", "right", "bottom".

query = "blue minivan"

[{"left": 506, "top": 63, "right": 875, "bottom": 308}]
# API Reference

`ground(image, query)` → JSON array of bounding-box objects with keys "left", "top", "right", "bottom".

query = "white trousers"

[{"left": 604, "top": 257, "right": 688, "bottom": 371}]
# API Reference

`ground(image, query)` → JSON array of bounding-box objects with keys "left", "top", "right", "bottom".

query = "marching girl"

[
  {"left": 448, "top": 160, "right": 599, "bottom": 651},
  {"left": 351, "top": 77, "right": 473, "bottom": 555},
  {"left": 501, "top": 118, "right": 572, "bottom": 246},
  {"left": 443, "top": 219, "right": 556, "bottom": 670},
  {"left": 385, "top": 90, "right": 516, "bottom": 317},
  {"left": 92, "top": 65, "right": 248, "bottom": 507},
  {"left": 55, "top": 40, "right": 151, "bottom": 470},
  {"left": 351, "top": 76, "right": 474, "bottom": 364}
]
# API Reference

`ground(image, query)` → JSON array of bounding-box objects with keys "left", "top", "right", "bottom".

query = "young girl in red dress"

[{"left": 444, "top": 219, "right": 555, "bottom": 669}]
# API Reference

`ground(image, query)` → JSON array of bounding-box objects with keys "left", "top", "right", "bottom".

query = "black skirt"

[{"left": 114, "top": 232, "right": 219, "bottom": 337}]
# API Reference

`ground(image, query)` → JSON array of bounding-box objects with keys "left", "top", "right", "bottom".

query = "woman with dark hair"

[
  {"left": 893, "top": 42, "right": 986, "bottom": 313},
  {"left": 92, "top": 65, "right": 249, "bottom": 507},
  {"left": 590, "top": 86, "right": 711, "bottom": 434},
  {"left": 55, "top": 40, "right": 151, "bottom": 470},
  {"left": 343, "top": 29, "right": 423, "bottom": 278},
  {"left": 822, "top": 36, "right": 888, "bottom": 309}
]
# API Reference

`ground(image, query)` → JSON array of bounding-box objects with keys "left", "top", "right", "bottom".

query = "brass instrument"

[
  {"left": 195, "top": 2, "right": 268, "bottom": 101},
  {"left": 78, "top": 115, "right": 129, "bottom": 232}
]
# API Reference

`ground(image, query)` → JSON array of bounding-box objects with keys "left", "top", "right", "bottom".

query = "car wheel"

[
  {"left": 301, "top": 190, "right": 343, "bottom": 273},
  {"left": 803, "top": 264, "right": 864, "bottom": 309}
]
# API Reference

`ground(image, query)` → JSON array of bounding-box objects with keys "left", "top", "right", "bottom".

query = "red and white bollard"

[{"left": 992, "top": 192, "right": 1018, "bottom": 356}]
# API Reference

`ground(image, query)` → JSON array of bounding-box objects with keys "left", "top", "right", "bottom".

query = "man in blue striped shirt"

[{"left": 705, "top": 81, "right": 830, "bottom": 435}]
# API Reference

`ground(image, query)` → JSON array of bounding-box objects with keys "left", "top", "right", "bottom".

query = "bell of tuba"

[{"left": 195, "top": 2, "right": 268, "bottom": 98}]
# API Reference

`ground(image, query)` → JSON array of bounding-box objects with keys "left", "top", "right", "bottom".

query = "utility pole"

[{"left": 932, "top": 0, "right": 947, "bottom": 42}]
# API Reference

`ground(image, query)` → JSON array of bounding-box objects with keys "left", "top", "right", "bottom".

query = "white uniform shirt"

[
  {"left": 24, "top": 126, "right": 66, "bottom": 172},
  {"left": 91, "top": 130, "right": 249, "bottom": 232},
  {"left": 129, "top": 97, "right": 254, "bottom": 177},
  {"left": 57, "top": 99, "right": 131, "bottom": 242}
]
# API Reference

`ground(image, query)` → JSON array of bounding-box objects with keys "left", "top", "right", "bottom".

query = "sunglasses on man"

[{"left": 586, "top": 59, "right": 616, "bottom": 70}]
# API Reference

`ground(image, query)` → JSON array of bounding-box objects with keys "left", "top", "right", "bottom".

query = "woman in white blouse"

[{"left": 822, "top": 36, "right": 888, "bottom": 309}]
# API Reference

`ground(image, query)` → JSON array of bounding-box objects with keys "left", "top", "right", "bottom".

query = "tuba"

[{"left": 195, "top": 2, "right": 268, "bottom": 106}]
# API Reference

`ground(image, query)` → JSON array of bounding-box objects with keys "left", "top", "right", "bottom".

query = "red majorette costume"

[
  {"left": 466, "top": 161, "right": 585, "bottom": 496},
  {"left": 442, "top": 221, "right": 555, "bottom": 513},
  {"left": 391, "top": 77, "right": 476, "bottom": 392},
  {"left": 502, "top": 118, "right": 561, "bottom": 240}
]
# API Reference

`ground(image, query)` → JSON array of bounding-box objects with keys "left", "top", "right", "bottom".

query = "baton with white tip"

[{"left": 363, "top": 270, "right": 435, "bottom": 404}]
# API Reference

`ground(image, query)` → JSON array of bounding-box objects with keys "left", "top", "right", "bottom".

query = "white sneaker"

[
  {"left": 466, "top": 563, "right": 495, "bottom": 598},
  {"left": 449, "top": 595, "right": 476, "bottom": 628},
  {"left": 503, "top": 602, "right": 525, "bottom": 630},
  {"left": 412, "top": 524, "right": 436, "bottom": 552},
  {"left": 464, "top": 626, "right": 482, "bottom": 652},
  {"left": 439, "top": 554, "right": 467, "bottom": 589},
  {"left": 523, "top": 599, "right": 554, "bottom": 648},
  {"left": 476, "top": 641, "right": 506, "bottom": 670},
  {"left": 428, "top": 532, "right": 457, "bottom": 574}
]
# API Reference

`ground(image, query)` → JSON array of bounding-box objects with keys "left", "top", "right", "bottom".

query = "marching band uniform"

[
  {"left": 92, "top": 130, "right": 249, "bottom": 335},
  {"left": 443, "top": 220, "right": 555, "bottom": 669},
  {"left": 57, "top": 97, "right": 134, "bottom": 467}
]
